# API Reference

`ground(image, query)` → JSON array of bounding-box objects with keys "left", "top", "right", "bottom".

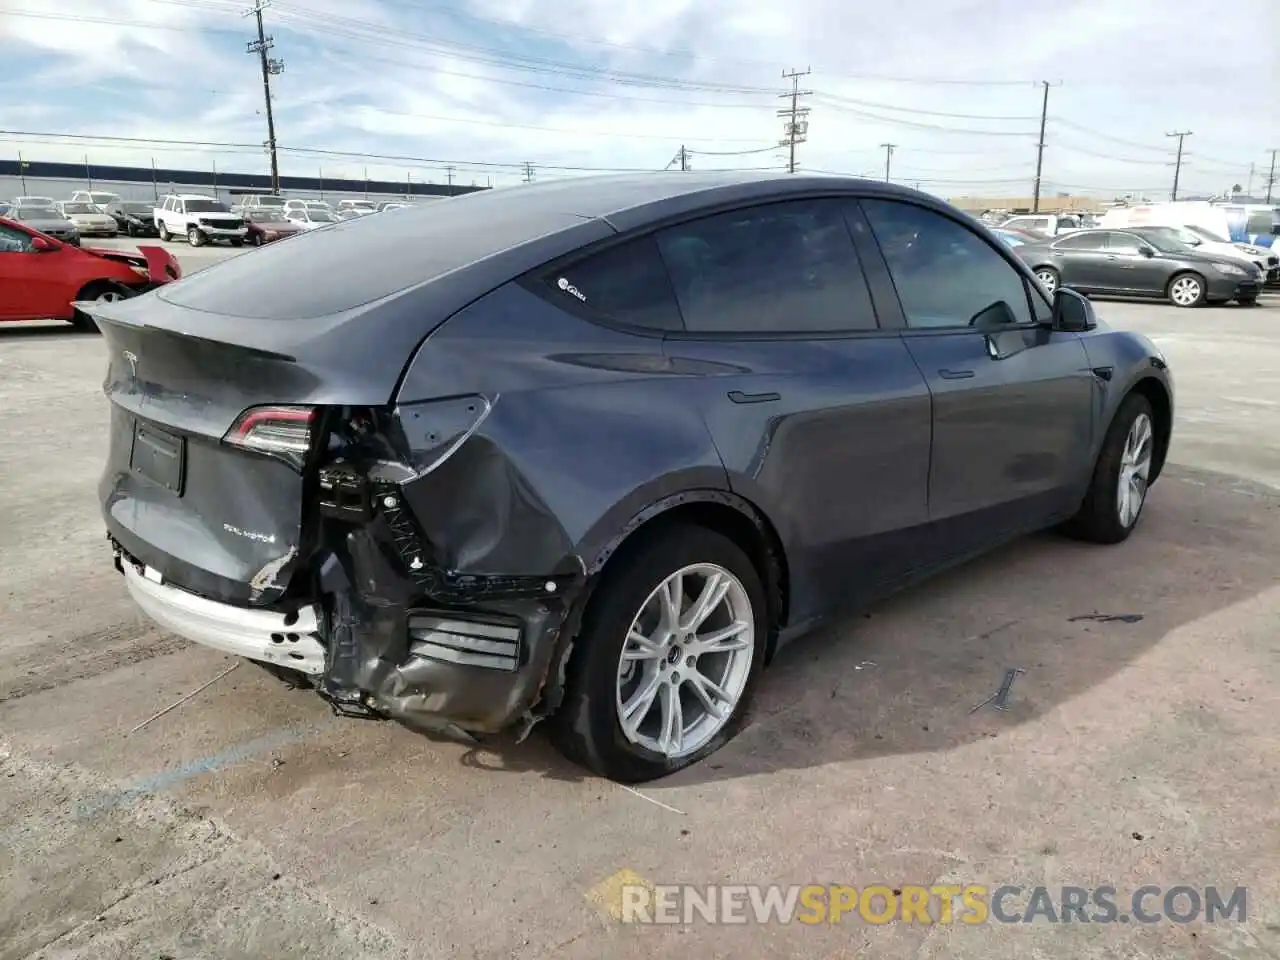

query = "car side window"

[
  {"left": 1245, "top": 211, "right": 1277, "bottom": 235},
  {"left": 550, "top": 235, "right": 684, "bottom": 331},
  {"left": 0, "top": 224, "right": 34, "bottom": 253},
  {"left": 1107, "top": 232, "right": 1147, "bottom": 255},
  {"left": 1054, "top": 232, "right": 1105, "bottom": 250},
  {"left": 654, "top": 199, "right": 878, "bottom": 334},
  {"left": 862, "top": 198, "right": 1033, "bottom": 329}
]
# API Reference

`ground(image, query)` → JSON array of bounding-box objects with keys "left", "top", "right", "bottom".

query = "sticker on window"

[{"left": 557, "top": 277, "right": 587, "bottom": 302}]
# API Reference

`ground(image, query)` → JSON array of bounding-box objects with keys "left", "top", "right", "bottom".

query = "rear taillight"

[{"left": 223, "top": 405, "right": 317, "bottom": 469}]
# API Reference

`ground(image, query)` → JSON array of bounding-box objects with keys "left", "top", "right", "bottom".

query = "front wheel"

[
  {"left": 1034, "top": 267, "right": 1060, "bottom": 294},
  {"left": 1237, "top": 296, "right": 1258, "bottom": 307},
  {"left": 188, "top": 226, "right": 205, "bottom": 247},
  {"left": 1167, "top": 272, "right": 1205, "bottom": 308},
  {"left": 230, "top": 238, "right": 244, "bottom": 247},
  {"left": 551, "top": 526, "right": 768, "bottom": 783},
  {"left": 1061, "top": 393, "right": 1156, "bottom": 544}
]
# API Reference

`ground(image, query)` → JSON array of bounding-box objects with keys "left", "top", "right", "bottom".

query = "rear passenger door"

[
  {"left": 1048, "top": 231, "right": 1111, "bottom": 290},
  {"left": 650, "top": 198, "right": 935, "bottom": 620}
]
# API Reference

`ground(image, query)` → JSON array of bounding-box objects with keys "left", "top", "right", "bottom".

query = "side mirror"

[
  {"left": 1052, "top": 287, "right": 1096, "bottom": 332},
  {"left": 1138, "top": 245, "right": 1155, "bottom": 257},
  {"left": 31, "top": 236, "right": 58, "bottom": 252}
]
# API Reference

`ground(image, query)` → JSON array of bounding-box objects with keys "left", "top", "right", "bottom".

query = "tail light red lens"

[{"left": 224, "top": 405, "right": 317, "bottom": 469}]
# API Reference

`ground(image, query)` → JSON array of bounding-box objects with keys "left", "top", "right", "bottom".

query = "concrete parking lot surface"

[{"left": 2, "top": 288, "right": 1278, "bottom": 958}]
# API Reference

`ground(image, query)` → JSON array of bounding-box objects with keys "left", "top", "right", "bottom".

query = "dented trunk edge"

[{"left": 263, "top": 401, "right": 591, "bottom": 736}]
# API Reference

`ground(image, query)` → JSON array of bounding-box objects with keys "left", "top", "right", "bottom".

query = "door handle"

[
  {"left": 937, "top": 369, "right": 975, "bottom": 380},
  {"left": 727, "top": 390, "right": 781, "bottom": 404}
]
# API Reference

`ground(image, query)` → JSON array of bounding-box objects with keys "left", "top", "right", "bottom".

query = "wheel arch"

[
  {"left": 581, "top": 489, "right": 791, "bottom": 662},
  {"left": 1122, "top": 375, "right": 1173, "bottom": 482}
]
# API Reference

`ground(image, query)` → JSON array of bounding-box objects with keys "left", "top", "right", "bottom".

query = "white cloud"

[{"left": 1, "top": 0, "right": 1275, "bottom": 196}]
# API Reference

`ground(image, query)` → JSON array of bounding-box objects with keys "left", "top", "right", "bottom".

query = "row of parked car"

[
  {"left": 0, "top": 191, "right": 418, "bottom": 248},
  {"left": 981, "top": 202, "right": 1280, "bottom": 306}
]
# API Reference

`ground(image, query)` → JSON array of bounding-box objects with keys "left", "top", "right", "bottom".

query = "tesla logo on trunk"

[{"left": 122, "top": 350, "right": 138, "bottom": 378}]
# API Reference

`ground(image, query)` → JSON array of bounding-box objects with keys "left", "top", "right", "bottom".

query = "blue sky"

[{"left": 0, "top": 0, "right": 1276, "bottom": 196}]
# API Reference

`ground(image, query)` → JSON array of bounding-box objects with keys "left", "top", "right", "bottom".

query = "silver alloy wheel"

[
  {"left": 1035, "top": 269, "right": 1058, "bottom": 293},
  {"left": 95, "top": 290, "right": 124, "bottom": 303},
  {"left": 615, "top": 562, "right": 754, "bottom": 760},
  {"left": 1117, "top": 412, "right": 1153, "bottom": 528},
  {"left": 1169, "top": 275, "right": 1202, "bottom": 306}
]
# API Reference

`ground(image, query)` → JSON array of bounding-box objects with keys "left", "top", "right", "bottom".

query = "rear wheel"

[
  {"left": 1061, "top": 393, "right": 1155, "bottom": 544},
  {"left": 70, "top": 283, "right": 133, "bottom": 332},
  {"left": 1167, "top": 272, "right": 1205, "bottom": 308},
  {"left": 1034, "top": 266, "right": 1060, "bottom": 294},
  {"left": 158, "top": 222, "right": 170, "bottom": 242},
  {"left": 551, "top": 526, "right": 768, "bottom": 783}
]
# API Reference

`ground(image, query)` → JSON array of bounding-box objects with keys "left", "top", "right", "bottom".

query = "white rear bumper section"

[{"left": 123, "top": 563, "right": 326, "bottom": 675}]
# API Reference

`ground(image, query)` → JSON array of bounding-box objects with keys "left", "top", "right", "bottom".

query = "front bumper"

[
  {"left": 194, "top": 225, "right": 249, "bottom": 238},
  {"left": 1206, "top": 273, "right": 1262, "bottom": 301}
]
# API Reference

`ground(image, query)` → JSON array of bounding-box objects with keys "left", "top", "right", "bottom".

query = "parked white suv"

[{"left": 154, "top": 194, "right": 248, "bottom": 246}]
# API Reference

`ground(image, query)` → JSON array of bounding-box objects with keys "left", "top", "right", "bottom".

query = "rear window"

[{"left": 157, "top": 192, "right": 598, "bottom": 320}]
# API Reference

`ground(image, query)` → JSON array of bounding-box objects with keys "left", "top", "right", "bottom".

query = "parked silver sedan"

[
  {"left": 9, "top": 204, "right": 80, "bottom": 244},
  {"left": 57, "top": 201, "right": 118, "bottom": 237}
]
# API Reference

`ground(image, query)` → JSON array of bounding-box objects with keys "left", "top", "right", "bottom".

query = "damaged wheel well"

[{"left": 586, "top": 496, "right": 790, "bottom": 660}]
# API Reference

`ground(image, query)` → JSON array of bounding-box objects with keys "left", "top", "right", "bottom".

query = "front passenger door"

[{"left": 859, "top": 198, "right": 1096, "bottom": 559}]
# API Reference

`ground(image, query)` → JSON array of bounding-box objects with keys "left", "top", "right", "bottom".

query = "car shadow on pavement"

[{"left": 445, "top": 464, "right": 1278, "bottom": 786}]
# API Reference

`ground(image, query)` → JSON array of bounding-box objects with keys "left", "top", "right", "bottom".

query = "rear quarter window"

[{"left": 545, "top": 236, "right": 684, "bottom": 331}]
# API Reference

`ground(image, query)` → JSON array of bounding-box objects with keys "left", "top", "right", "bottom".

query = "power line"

[
  {"left": 810, "top": 99, "right": 1037, "bottom": 137},
  {"left": 880, "top": 144, "right": 896, "bottom": 182},
  {"left": 812, "top": 91, "right": 1038, "bottom": 122},
  {"left": 778, "top": 68, "right": 812, "bottom": 174},
  {"left": 243, "top": 0, "right": 283, "bottom": 193},
  {"left": 1166, "top": 131, "right": 1192, "bottom": 201}
]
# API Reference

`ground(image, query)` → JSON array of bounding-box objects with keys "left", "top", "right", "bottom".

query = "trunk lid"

[{"left": 94, "top": 304, "right": 330, "bottom": 607}]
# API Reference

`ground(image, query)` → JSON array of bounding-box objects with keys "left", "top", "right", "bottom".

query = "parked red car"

[
  {"left": 244, "top": 209, "right": 303, "bottom": 245},
  {"left": 0, "top": 216, "right": 181, "bottom": 329}
]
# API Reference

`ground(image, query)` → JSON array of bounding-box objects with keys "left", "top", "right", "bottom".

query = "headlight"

[{"left": 1214, "top": 263, "right": 1246, "bottom": 277}]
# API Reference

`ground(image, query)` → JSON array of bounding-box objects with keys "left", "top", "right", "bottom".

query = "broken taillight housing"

[{"left": 223, "top": 405, "right": 317, "bottom": 469}]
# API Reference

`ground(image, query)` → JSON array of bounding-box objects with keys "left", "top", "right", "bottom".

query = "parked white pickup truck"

[{"left": 154, "top": 194, "right": 248, "bottom": 247}]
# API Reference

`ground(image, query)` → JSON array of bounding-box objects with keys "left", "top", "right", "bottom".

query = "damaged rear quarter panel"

[{"left": 393, "top": 281, "right": 732, "bottom": 578}]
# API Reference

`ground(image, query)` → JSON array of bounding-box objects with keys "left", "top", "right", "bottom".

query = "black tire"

[
  {"left": 1061, "top": 393, "right": 1155, "bottom": 544},
  {"left": 251, "top": 233, "right": 263, "bottom": 246},
  {"left": 230, "top": 238, "right": 244, "bottom": 247},
  {"left": 550, "top": 525, "right": 769, "bottom": 783},
  {"left": 157, "top": 222, "right": 170, "bottom": 242},
  {"left": 1237, "top": 297, "right": 1258, "bottom": 307},
  {"left": 1166, "top": 271, "right": 1206, "bottom": 308},
  {"left": 187, "top": 226, "right": 205, "bottom": 247}
]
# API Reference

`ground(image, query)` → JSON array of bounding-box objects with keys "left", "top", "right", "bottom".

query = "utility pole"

[
  {"left": 522, "top": 161, "right": 535, "bottom": 183},
  {"left": 1265, "top": 149, "right": 1277, "bottom": 204},
  {"left": 1166, "top": 131, "right": 1192, "bottom": 201},
  {"left": 880, "top": 143, "right": 895, "bottom": 182},
  {"left": 1031, "top": 80, "right": 1054, "bottom": 213},
  {"left": 18, "top": 151, "right": 27, "bottom": 193},
  {"left": 445, "top": 166, "right": 455, "bottom": 195},
  {"left": 777, "top": 68, "right": 811, "bottom": 174},
  {"left": 245, "top": 0, "right": 284, "bottom": 194},
  {"left": 666, "top": 145, "right": 690, "bottom": 171}
]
